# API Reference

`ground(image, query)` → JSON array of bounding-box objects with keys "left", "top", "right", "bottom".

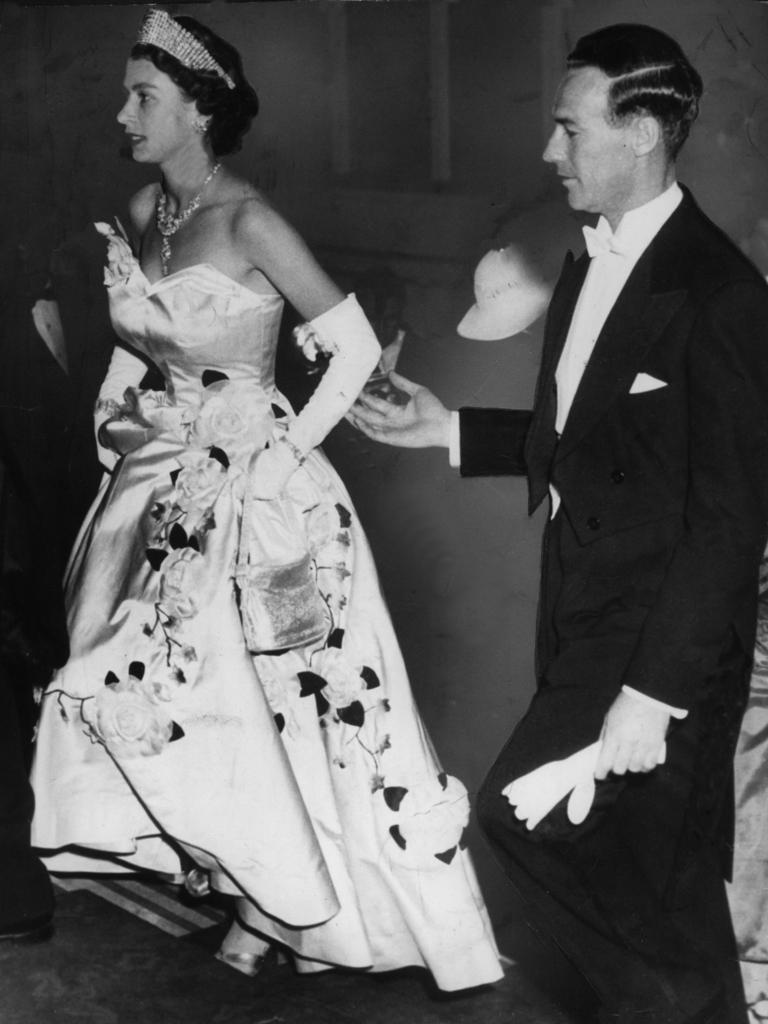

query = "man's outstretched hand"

[{"left": 347, "top": 371, "right": 452, "bottom": 449}]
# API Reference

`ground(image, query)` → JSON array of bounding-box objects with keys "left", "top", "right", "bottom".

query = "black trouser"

[{"left": 478, "top": 725, "right": 745, "bottom": 1023}]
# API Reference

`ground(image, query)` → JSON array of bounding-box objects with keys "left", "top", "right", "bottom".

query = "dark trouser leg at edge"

[{"left": 477, "top": 736, "right": 747, "bottom": 1024}]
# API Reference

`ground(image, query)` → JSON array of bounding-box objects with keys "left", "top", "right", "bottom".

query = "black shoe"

[{"left": 0, "top": 914, "right": 53, "bottom": 944}]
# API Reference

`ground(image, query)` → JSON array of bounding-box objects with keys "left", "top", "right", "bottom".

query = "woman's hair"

[
  {"left": 567, "top": 23, "right": 703, "bottom": 159},
  {"left": 131, "top": 15, "right": 259, "bottom": 157}
]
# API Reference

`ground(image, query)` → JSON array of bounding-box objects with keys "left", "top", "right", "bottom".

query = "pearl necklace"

[{"left": 155, "top": 161, "right": 221, "bottom": 276}]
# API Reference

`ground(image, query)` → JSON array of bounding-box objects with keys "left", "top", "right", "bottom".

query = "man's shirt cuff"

[
  {"left": 621, "top": 685, "right": 688, "bottom": 719},
  {"left": 449, "top": 410, "right": 461, "bottom": 468}
]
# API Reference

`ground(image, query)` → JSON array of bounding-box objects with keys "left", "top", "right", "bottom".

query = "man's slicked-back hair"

[{"left": 567, "top": 23, "right": 703, "bottom": 159}]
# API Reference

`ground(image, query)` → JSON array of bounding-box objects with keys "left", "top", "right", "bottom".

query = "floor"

[{"left": 0, "top": 877, "right": 590, "bottom": 1024}]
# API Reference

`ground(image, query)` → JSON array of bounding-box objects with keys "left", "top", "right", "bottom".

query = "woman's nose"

[{"left": 116, "top": 99, "right": 131, "bottom": 126}]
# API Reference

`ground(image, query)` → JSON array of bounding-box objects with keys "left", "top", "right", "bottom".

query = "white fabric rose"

[
  {"left": 395, "top": 774, "right": 470, "bottom": 858},
  {"left": 188, "top": 380, "right": 274, "bottom": 465},
  {"left": 173, "top": 452, "right": 228, "bottom": 518},
  {"left": 159, "top": 548, "right": 207, "bottom": 619},
  {"left": 90, "top": 678, "right": 173, "bottom": 758},
  {"left": 313, "top": 647, "right": 365, "bottom": 709},
  {"left": 293, "top": 322, "right": 338, "bottom": 363},
  {"left": 94, "top": 222, "right": 138, "bottom": 288}
]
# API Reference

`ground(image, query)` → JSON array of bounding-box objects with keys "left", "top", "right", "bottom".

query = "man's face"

[{"left": 543, "top": 66, "right": 639, "bottom": 226}]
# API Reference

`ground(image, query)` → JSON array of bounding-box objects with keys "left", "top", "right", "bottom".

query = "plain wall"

[{"left": 2, "top": 0, "right": 768, "bottom": 953}]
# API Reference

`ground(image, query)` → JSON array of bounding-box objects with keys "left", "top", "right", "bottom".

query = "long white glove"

[
  {"left": 250, "top": 293, "right": 381, "bottom": 498},
  {"left": 94, "top": 345, "right": 147, "bottom": 471},
  {"left": 502, "top": 739, "right": 668, "bottom": 831}
]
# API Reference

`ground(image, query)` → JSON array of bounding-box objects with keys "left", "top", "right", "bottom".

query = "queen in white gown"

[{"left": 30, "top": 7, "right": 502, "bottom": 991}]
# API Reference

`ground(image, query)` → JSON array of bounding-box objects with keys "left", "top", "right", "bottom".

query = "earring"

[{"left": 193, "top": 116, "right": 210, "bottom": 135}]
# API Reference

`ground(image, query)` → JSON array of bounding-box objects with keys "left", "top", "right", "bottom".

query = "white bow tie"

[{"left": 583, "top": 223, "right": 626, "bottom": 258}]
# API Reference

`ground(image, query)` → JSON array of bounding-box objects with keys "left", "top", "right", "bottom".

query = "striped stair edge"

[
  {"left": 52, "top": 877, "right": 515, "bottom": 969},
  {"left": 53, "top": 876, "right": 226, "bottom": 938}
]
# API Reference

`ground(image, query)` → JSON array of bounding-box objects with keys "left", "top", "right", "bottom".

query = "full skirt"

[{"left": 30, "top": 434, "right": 502, "bottom": 991}]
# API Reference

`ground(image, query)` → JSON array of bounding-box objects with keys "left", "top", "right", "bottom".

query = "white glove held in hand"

[
  {"left": 502, "top": 738, "right": 667, "bottom": 831},
  {"left": 502, "top": 742, "right": 601, "bottom": 831},
  {"left": 94, "top": 346, "right": 147, "bottom": 471}
]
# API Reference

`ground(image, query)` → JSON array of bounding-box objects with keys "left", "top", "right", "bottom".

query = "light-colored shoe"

[
  {"left": 183, "top": 868, "right": 210, "bottom": 897},
  {"left": 214, "top": 945, "right": 274, "bottom": 978}
]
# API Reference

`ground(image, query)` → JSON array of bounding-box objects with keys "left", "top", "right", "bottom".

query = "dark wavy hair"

[
  {"left": 567, "top": 24, "right": 703, "bottom": 159},
  {"left": 131, "top": 15, "right": 259, "bottom": 156}
]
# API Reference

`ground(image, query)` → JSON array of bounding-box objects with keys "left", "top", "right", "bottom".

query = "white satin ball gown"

[{"left": 30, "top": 223, "right": 502, "bottom": 991}]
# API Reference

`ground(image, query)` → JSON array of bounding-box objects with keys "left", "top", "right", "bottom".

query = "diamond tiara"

[{"left": 136, "top": 8, "right": 236, "bottom": 90}]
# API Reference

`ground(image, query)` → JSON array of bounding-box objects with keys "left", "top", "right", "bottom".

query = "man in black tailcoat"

[{"left": 350, "top": 24, "right": 768, "bottom": 1024}]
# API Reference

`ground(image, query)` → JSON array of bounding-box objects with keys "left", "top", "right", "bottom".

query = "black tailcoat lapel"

[{"left": 525, "top": 249, "right": 588, "bottom": 512}]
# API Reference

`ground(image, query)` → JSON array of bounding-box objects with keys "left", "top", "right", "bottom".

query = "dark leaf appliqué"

[
  {"left": 202, "top": 369, "right": 229, "bottom": 387},
  {"left": 337, "top": 700, "right": 365, "bottom": 728},
  {"left": 389, "top": 824, "right": 407, "bottom": 850},
  {"left": 383, "top": 786, "right": 408, "bottom": 813},
  {"left": 169, "top": 523, "right": 188, "bottom": 549},
  {"left": 146, "top": 548, "right": 169, "bottom": 571},
  {"left": 327, "top": 628, "right": 345, "bottom": 649},
  {"left": 335, "top": 504, "right": 352, "bottom": 528},
  {"left": 298, "top": 671, "right": 330, "bottom": 718},
  {"left": 361, "top": 666, "right": 380, "bottom": 690},
  {"left": 209, "top": 446, "right": 229, "bottom": 469}
]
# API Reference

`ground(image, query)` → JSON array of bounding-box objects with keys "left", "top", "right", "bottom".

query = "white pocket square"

[{"left": 630, "top": 372, "right": 668, "bottom": 394}]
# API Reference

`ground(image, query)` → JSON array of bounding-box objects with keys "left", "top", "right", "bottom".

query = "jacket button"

[
  {"left": 610, "top": 469, "right": 625, "bottom": 484},
  {"left": 587, "top": 517, "right": 601, "bottom": 531}
]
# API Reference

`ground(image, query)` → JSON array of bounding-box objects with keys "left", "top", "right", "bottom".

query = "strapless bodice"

[{"left": 101, "top": 224, "right": 284, "bottom": 410}]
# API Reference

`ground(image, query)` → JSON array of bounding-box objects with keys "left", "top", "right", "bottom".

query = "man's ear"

[{"left": 632, "top": 114, "right": 662, "bottom": 157}]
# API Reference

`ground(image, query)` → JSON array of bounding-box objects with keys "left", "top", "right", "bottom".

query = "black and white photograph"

[{"left": 2, "top": 2, "right": 768, "bottom": 1022}]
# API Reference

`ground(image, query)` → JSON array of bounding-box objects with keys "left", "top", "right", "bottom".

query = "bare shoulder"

[
  {"left": 230, "top": 188, "right": 306, "bottom": 256},
  {"left": 221, "top": 180, "right": 341, "bottom": 315},
  {"left": 127, "top": 183, "right": 160, "bottom": 236}
]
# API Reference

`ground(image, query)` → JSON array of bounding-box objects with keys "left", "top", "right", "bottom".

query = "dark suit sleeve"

[
  {"left": 622, "top": 279, "right": 768, "bottom": 708},
  {"left": 458, "top": 407, "right": 532, "bottom": 477}
]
